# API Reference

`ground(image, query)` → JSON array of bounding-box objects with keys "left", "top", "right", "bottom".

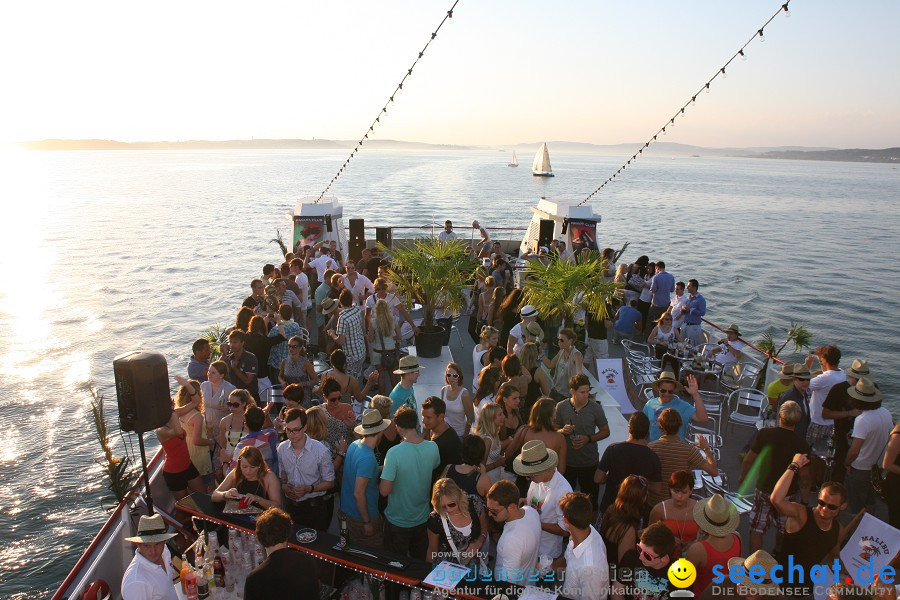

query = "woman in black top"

[
  {"left": 244, "top": 315, "right": 285, "bottom": 394},
  {"left": 426, "top": 478, "right": 487, "bottom": 568},
  {"left": 440, "top": 435, "right": 492, "bottom": 517}
]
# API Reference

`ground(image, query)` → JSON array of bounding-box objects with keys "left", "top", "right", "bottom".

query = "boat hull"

[{"left": 532, "top": 172, "right": 554, "bottom": 177}]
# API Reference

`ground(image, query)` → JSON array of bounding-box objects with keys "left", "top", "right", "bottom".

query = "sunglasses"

[
  {"left": 227, "top": 402, "right": 243, "bottom": 408},
  {"left": 487, "top": 506, "right": 505, "bottom": 517},
  {"left": 638, "top": 543, "right": 660, "bottom": 562},
  {"left": 817, "top": 499, "right": 841, "bottom": 511},
  {"left": 658, "top": 389, "right": 676, "bottom": 396},
  {"left": 629, "top": 475, "right": 649, "bottom": 488},
  {"left": 285, "top": 427, "right": 304, "bottom": 434},
  {"left": 327, "top": 395, "right": 342, "bottom": 402},
  {"left": 446, "top": 372, "right": 459, "bottom": 378},
  {"left": 441, "top": 501, "right": 458, "bottom": 510}
]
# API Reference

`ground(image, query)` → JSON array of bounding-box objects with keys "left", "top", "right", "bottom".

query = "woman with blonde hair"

[
  {"left": 486, "top": 286, "right": 506, "bottom": 331},
  {"left": 472, "top": 366, "right": 502, "bottom": 421},
  {"left": 441, "top": 362, "right": 475, "bottom": 437},
  {"left": 305, "top": 405, "right": 349, "bottom": 521},
  {"left": 473, "top": 403, "right": 506, "bottom": 483},
  {"left": 217, "top": 389, "right": 251, "bottom": 478},
  {"left": 476, "top": 276, "right": 496, "bottom": 331},
  {"left": 426, "top": 478, "right": 487, "bottom": 567},
  {"left": 472, "top": 325, "right": 499, "bottom": 392},
  {"left": 543, "top": 328, "right": 583, "bottom": 401},
  {"left": 201, "top": 360, "right": 236, "bottom": 436},
  {"left": 520, "top": 342, "right": 551, "bottom": 416},
  {"left": 174, "top": 378, "right": 214, "bottom": 486},
  {"left": 505, "top": 396, "right": 568, "bottom": 495},
  {"left": 368, "top": 298, "right": 401, "bottom": 392},
  {"left": 211, "top": 446, "right": 281, "bottom": 510}
]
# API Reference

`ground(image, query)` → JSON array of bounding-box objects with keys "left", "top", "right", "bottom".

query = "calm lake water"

[{"left": 1, "top": 148, "right": 898, "bottom": 598}]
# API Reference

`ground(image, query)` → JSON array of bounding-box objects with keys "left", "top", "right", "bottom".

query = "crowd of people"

[{"left": 123, "top": 235, "right": 899, "bottom": 600}]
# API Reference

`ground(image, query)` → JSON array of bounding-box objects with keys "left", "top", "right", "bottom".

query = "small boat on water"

[
  {"left": 508, "top": 150, "right": 518, "bottom": 167},
  {"left": 532, "top": 142, "right": 553, "bottom": 177}
]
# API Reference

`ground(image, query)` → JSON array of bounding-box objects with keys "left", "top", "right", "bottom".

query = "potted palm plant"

[
  {"left": 377, "top": 238, "right": 481, "bottom": 358},
  {"left": 521, "top": 252, "right": 620, "bottom": 331}
]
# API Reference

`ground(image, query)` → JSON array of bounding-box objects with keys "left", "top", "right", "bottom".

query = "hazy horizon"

[{"left": 2, "top": 1, "right": 898, "bottom": 148}]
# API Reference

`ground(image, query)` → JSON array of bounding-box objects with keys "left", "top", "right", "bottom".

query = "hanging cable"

[
  {"left": 578, "top": 1, "right": 792, "bottom": 206},
  {"left": 315, "top": 0, "right": 460, "bottom": 203}
]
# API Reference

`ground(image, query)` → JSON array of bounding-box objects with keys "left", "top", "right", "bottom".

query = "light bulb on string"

[
  {"left": 705, "top": 82, "right": 711, "bottom": 94},
  {"left": 782, "top": 3, "right": 790, "bottom": 17},
  {"left": 739, "top": 49, "right": 746, "bottom": 61},
  {"left": 446, "top": 9, "right": 453, "bottom": 24},
  {"left": 691, "top": 96, "right": 697, "bottom": 105},
  {"left": 758, "top": 28, "right": 765, "bottom": 42},
  {"left": 721, "top": 67, "right": 727, "bottom": 79}
]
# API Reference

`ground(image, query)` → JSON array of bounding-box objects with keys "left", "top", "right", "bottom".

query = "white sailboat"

[
  {"left": 508, "top": 150, "right": 518, "bottom": 167},
  {"left": 532, "top": 143, "right": 554, "bottom": 177}
]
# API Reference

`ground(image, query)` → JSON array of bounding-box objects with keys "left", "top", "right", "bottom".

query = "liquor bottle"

[
  {"left": 203, "top": 558, "right": 216, "bottom": 590},
  {"left": 197, "top": 568, "right": 210, "bottom": 599},
  {"left": 180, "top": 554, "right": 191, "bottom": 594},
  {"left": 213, "top": 550, "right": 225, "bottom": 589},
  {"left": 339, "top": 518, "right": 350, "bottom": 550}
]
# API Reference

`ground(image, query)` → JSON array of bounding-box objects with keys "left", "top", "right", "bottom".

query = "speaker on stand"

[
  {"left": 113, "top": 350, "right": 172, "bottom": 514},
  {"left": 349, "top": 219, "right": 365, "bottom": 241},
  {"left": 375, "top": 227, "right": 393, "bottom": 249},
  {"left": 538, "top": 219, "right": 555, "bottom": 250}
]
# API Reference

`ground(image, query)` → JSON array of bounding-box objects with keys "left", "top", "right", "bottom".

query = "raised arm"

[
  {"left": 685, "top": 374, "right": 707, "bottom": 424},
  {"left": 770, "top": 453, "right": 809, "bottom": 521}
]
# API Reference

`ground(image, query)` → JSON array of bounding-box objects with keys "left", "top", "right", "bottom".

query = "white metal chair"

[
  {"left": 726, "top": 387, "right": 768, "bottom": 432},
  {"left": 622, "top": 339, "right": 653, "bottom": 360},
  {"left": 720, "top": 361, "right": 763, "bottom": 393}
]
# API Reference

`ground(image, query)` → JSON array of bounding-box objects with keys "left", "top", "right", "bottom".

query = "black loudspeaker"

[
  {"left": 538, "top": 219, "right": 555, "bottom": 249},
  {"left": 348, "top": 239, "right": 366, "bottom": 263},
  {"left": 325, "top": 214, "right": 333, "bottom": 232},
  {"left": 113, "top": 351, "right": 172, "bottom": 433},
  {"left": 349, "top": 219, "right": 365, "bottom": 241},
  {"left": 376, "top": 227, "right": 392, "bottom": 249}
]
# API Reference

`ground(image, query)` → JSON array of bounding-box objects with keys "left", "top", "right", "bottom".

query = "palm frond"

[
  {"left": 88, "top": 386, "right": 138, "bottom": 507},
  {"left": 756, "top": 331, "right": 776, "bottom": 356},
  {"left": 521, "top": 254, "right": 619, "bottom": 327},
  {"left": 270, "top": 228, "right": 288, "bottom": 257},
  {"left": 612, "top": 241, "right": 631, "bottom": 265},
  {"left": 202, "top": 323, "right": 224, "bottom": 360}
]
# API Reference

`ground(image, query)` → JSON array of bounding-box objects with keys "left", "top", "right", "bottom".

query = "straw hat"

[
  {"left": 847, "top": 377, "right": 882, "bottom": 403},
  {"left": 512, "top": 440, "right": 558, "bottom": 476},
  {"left": 651, "top": 371, "right": 684, "bottom": 394},
  {"left": 845, "top": 359, "right": 871, "bottom": 380},
  {"left": 525, "top": 321, "right": 544, "bottom": 338},
  {"left": 693, "top": 493, "right": 739, "bottom": 537},
  {"left": 727, "top": 551, "right": 782, "bottom": 596},
  {"left": 777, "top": 363, "right": 795, "bottom": 378},
  {"left": 320, "top": 297, "right": 339, "bottom": 315},
  {"left": 354, "top": 409, "right": 391, "bottom": 436},
  {"left": 790, "top": 364, "right": 812, "bottom": 380},
  {"left": 520, "top": 305, "right": 539, "bottom": 318},
  {"left": 393, "top": 355, "right": 424, "bottom": 375},
  {"left": 724, "top": 324, "right": 741, "bottom": 335},
  {"left": 124, "top": 514, "right": 177, "bottom": 544}
]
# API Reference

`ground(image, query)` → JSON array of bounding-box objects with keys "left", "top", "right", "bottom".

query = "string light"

[
  {"left": 314, "top": 0, "right": 460, "bottom": 203},
  {"left": 578, "top": 0, "right": 792, "bottom": 205},
  {"left": 782, "top": 3, "right": 791, "bottom": 17}
]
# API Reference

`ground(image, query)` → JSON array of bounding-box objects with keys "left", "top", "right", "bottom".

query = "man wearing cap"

[
  {"left": 390, "top": 355, "right": 422, "bottom": 424},
  {"left": 554, "top": 492, "right": 609, "bottom": 600},
  {"left": 554, "top": 373, "right": 609, "bottom": 513},
  {"left": 699, "top": 550, "right": 784, "bottom": 600},
  {"left": 775, "top": 364, "right": 813, "bottom": 441},
  {"left": 821, "top": 358, "right": 870, "bottom": 482},
  {"left": 507, "top": 304, "right": 540, "bottom": 355},
  {"left": 486, "top": 480, "right": 542, "bottom": 582},
  {"left": 685, "top": 494, "right": 741, "bottom": 597},
  {"left": 766, "top": 363, "right": 795, "bottom": 412},
  {"left": 438, "top": 220, "right": 458, "bottom": 242},
  {"left": 642, "top": 371, "right": 707, "bottom": 442},
  {"left": 707, "top": 324, "right": 743, "bottom": 366},
  {"left": 245, "top": 507, "right": 320, "bottom": 600},
  {"left": 844, "top": 377, "right": 893, "bottom": 513},
  {"left": 804, "top": 345, "right": 846, "bottom": 449},
  {"left": 739, "top": 400, "right": 810, "bottom": 553},
  {"left": 680, "top": 279, "right": 706, "bottom": 347},
  {"left": 121, "top": 514, "right": 179, "bottom": 600},
  {"left": 514, "top": 440, "right": 573, "bottom": 562},
  {"left": 380, "top": 406, "right": 440, "bottom": 560},
  {"left": 340, "top": 409, "right": 390, "bottom": 550}
]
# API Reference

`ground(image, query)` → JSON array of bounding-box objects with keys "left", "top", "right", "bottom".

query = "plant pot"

[{"left": 414, "top": 327, "right": 446, "bottom": 359}]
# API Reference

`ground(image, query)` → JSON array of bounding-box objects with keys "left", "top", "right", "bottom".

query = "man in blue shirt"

[
  {"left": 679, "top": 279, "right": 707, "bottom": 347},
  {"left": 642, "top": 371, "right": 708, "bottom": 441},
  {"left": 612, "top": 300, "right": 643, "bottom": 344},
  {"left": 340, "top": 409, "right": 390, "bottom": 550},
  {"left": 646, "top": 261, "right": 675, "bottom": 335}
]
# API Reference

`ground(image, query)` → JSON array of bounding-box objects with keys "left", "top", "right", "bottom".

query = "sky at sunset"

[{"left": 2, "top": 0, "right": 898, "bottom": 148}]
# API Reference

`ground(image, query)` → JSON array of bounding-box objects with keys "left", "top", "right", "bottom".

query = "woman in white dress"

[{"left": 441, "top": 362, "right": 475, "bottom": 437}]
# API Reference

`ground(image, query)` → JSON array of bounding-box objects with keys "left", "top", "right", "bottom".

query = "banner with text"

[
  {"left": 839, "top": 513, "right": 900, "bottom": 587},
  {"left": 597, "top": 358, "right": 636, "bottom": 414}
]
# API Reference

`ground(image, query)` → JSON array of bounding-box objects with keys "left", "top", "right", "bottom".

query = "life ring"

[{"left": 81, "top": 579, "right": 110, "bottom": 600}]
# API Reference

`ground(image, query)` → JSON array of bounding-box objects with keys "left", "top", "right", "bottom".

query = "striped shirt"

[{"left": 648, "top": 435, "right": 706, "bottom": 505}]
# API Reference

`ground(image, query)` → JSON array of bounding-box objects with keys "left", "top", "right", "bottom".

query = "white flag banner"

[
  {"left": 839, "top": 513, "right": 900, "bottom": 587},
  {"left": 597, "top": 358, "right": 635, "bottom": 414}
]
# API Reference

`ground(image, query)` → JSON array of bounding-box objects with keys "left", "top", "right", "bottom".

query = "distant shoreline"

[{"left": 18, "top": 138, "right": 900, "bottom": 163}]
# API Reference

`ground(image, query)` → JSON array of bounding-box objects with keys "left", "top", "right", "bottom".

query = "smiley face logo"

[{"left": 668, "top": 558, "right": 697, "bottom": 589}]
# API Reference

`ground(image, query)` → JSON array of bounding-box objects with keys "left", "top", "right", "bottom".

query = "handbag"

[{"left": 376, "top": 327, "right": 402, "bottom": 372}]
